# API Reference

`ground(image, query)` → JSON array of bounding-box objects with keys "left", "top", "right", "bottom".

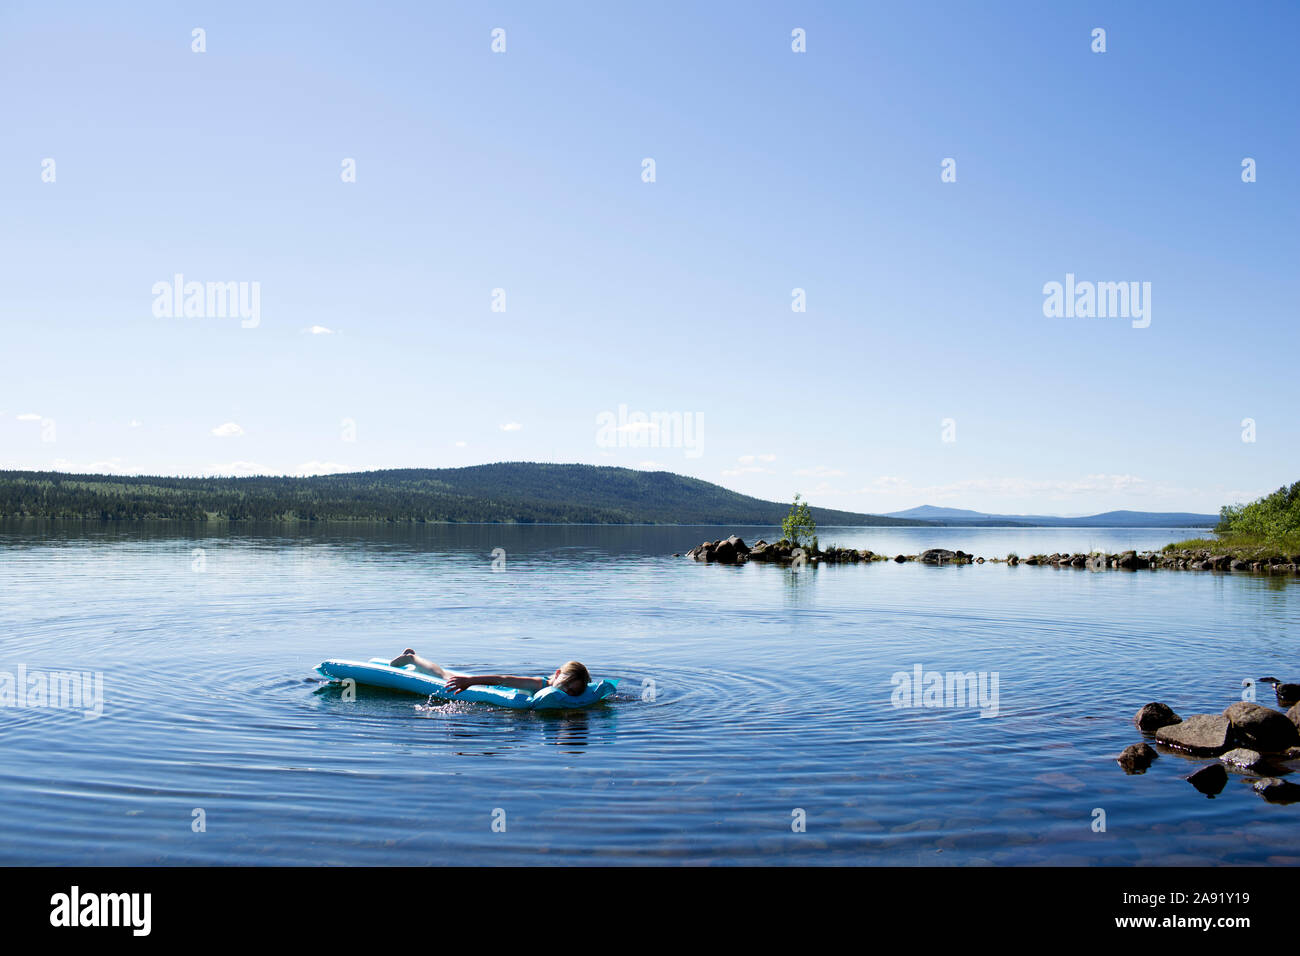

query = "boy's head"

[{"left": 551, "top": 661, "right": 590, "bottom": 696}]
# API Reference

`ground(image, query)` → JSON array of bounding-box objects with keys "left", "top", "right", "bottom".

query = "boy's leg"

[{"left": 390, "top": 648, "right": 451, "bottom": 680}]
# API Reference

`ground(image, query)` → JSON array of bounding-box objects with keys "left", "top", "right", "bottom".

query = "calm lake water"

[{"left": 2, "top": 521, "right": 1297, "bottom": 866}]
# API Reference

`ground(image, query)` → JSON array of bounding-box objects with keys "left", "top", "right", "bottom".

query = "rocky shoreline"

[
  {"left": 678, "top": 535, "right": 1300, "bottom": 574},
  {"left": 1120, "top": 693, "right": 1300, "bottom": 803}
]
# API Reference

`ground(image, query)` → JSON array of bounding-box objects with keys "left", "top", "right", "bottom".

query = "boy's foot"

[{"left": 390, "top": 650, "right": 416, "bottom": 667}]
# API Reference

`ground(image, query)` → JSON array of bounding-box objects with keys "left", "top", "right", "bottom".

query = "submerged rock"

[
  {"left": 1134, "top": 702, "right": 1181, "bottom": 732},
  {"left": 1253, "top": 777, "right": 1300, "bottom": 804},
  {"left": 1264, "top": 679, "right": 1300, "bottom": 706},
  {"left": 1117, "top": 743, "right": 1157, "bottom": 773},
  {"left": 919, "top": 548, "right": 957, "bottom": 564},
  {"left": 687, "top": 535, "right": 751, "bottom": 565},
  {"left": 716, "top": 535, "right": 750, "bottom": 564},
  {"left": 1186, "top": 763, "right": 1228, "bottom": 795},
  {"left": 1155, "top": 714, "right": 1232, "bottom": 755},
  {"left": 711, "top": 538, "right": 738, "bottom": 564},
  {"left": 1117, "top": 550, "right": 1149, "bottom": 570},
  {"left": 1220, "top": 748, "right": 1268, "bottom": 772},
  {"left": 1223, "top": 701, "right": 1300, "bottom": 753},
  {"left": 688, "top": 539, "right": 719, "bottom": 561}
]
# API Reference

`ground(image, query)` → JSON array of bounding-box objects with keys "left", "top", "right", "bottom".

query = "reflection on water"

[{"left": 0, "top": 520, "right": 1297, "bottom": 865}]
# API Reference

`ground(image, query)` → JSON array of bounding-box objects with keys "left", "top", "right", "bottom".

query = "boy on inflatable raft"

[{"left": 389, "top": 648, "right": 591, "bottom": 698}]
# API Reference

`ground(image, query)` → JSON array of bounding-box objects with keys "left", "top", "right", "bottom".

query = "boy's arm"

[{"left": 446, "top": 674, "right": 546, "bottom": 693}]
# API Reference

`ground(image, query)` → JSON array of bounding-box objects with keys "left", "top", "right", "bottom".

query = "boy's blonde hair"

[{"left": 559, "top": 661, "right": 590, "bottom": 695}]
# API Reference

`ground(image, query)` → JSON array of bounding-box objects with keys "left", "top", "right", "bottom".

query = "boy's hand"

[{"left": 444, "top": 675, "right": 479, "bottom": 694}]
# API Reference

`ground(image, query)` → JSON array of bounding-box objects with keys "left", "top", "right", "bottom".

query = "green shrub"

[
  {"left": 1216, "top": 481, "right": 1300, "bottom": 539},
  {"left": 782, "top": 493, "right": 817, "bottom": 548}
]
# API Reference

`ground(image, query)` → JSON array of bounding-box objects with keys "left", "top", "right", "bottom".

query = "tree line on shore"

[
  {"left": 1215, "top": 481, "right": 1300, "bottom": 543},
  {"left": 0, "top": 465, "right": 914, "bottom": 526}
]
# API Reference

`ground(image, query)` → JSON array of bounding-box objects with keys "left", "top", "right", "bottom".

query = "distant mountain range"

[
  {"left": 0, "top": 464, "right": 1220, "bottom": 527},
  {"left": 883, "top": 505, "right": 1218, "bottom": 528},
  {"left": 0, "top": 464, "right": 925, "bottom": 525}
]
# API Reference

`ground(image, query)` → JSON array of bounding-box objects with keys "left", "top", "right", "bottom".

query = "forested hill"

[{"left": 0, "top": 463, "right": 929, "bottom": 526}]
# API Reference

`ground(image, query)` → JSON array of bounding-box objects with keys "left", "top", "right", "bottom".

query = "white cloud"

[
  {"left": 52, "top": 457, "right": 128, "bottom": 474},
  {"left": 303, "top": 325, "right": 335, "bottom": 335},
  {"left": 211, "top": 422, "right": 244, "bottom": 438},
  {"left": 203, "top": 461, "right": 266, "bottom": 476},
  {"left": 637, "top": 460, "right": 668, "bottom": 470},
  {"left": 500, "top": 422, "right": 523, "bottom": 432},
  {"left": 129, "top": 419, "right": 143, "bottom": 428},
  {"left": 193, "top": 462, "right": 353, "bottom": 477},
  {"left": 794, "top": 465, "right": 844, "bottom": 478},
  {"left": 292, "top": 461, "right": 350, "bottom": 476},
  {"left": 859, "top": 475, "right": 911, "bottom": 493},
  {"left": 454, "top": 441, "right": 468, "bottom": 447},
  {"left": 723, "top": 453, "right": 777, "bottom": 478},
  {"left": 16, "top": 413, "right": 42, "bottom": 421},
  {"left": 1221, "top": 488, "right": 1269, "bottom": 504}
]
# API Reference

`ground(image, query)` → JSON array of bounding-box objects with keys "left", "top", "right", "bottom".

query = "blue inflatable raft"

[{"left": 315, "top": 658, "right": 618, "bottom": 710}]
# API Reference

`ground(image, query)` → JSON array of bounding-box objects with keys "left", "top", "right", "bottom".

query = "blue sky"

[{"left": 1, "top": 1, "right": 1296, "bottom": 515}]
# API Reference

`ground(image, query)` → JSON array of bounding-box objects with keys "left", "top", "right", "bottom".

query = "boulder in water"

[
  {"left": 1223, "top": 701, "right": 1300, "bottom": 752},
  {"left": 1185, "top": 763, "right": 1228, "bottom": 795},
  {"left": 1253, "top": 777, "right": 1300, "bottom": 804},
  {"left": 1220, "top": 748, "right": 1267, "bottom": 772},
  {"left": 919, "top": 549, "right": 957, "bottom": 564},
  {"left": 1134, "top": 702, "right": 1181, "bottom": 731},
  {"left": 1155, "top": 714, "right": 1232, "bottom": 755},
  {"left": 1117, "top": 743, "right": 1157, "bottom": 773}
]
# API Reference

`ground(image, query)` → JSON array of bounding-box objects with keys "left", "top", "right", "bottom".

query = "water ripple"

[{"left": 1, "top": 523, "right": 1298, "bottom": 864}]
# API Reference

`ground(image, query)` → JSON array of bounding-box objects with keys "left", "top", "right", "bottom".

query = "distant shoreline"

[
  {"left": 0, "top": 465, "right": 1215, "bottom": 528},
  {"left": 0, "top": 515, "right": 1216, "bottom": 530}
]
